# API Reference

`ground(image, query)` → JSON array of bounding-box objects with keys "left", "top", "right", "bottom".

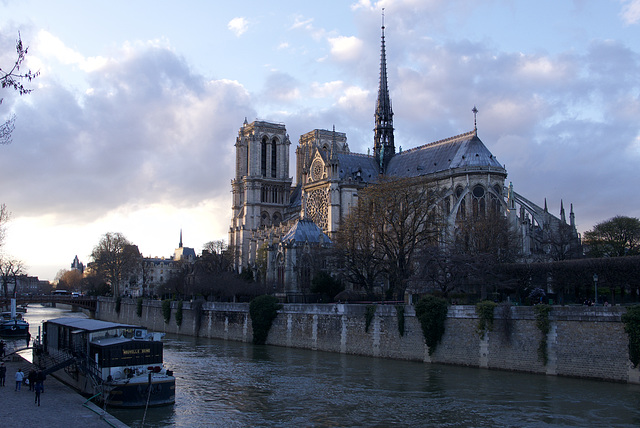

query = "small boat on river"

[
  {"left": 0, "top": 299, "right": 29, "bottom": 337},
  {"left": 34, "top": 317, "right": 175, "bottom": 407}
]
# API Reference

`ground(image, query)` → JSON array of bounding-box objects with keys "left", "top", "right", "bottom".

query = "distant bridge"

[{"left": 0, "top": 295, "right": 98, "bottom": 312}]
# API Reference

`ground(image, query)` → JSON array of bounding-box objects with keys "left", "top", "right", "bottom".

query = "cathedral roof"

[
  {"left": 385, "top": 131, "right": 505, "bottom": 178},
  {"left": 282, "top": 219, "right": 331, "bottom": 245},
  {"left": 289, "top": 183, "right": 302, "bottom": 208},
  {"left": 335, "top": 153, "right": 380, "bottom": 184}
]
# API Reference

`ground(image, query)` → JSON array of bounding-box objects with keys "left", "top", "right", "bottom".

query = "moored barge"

[{"left": 34, "top": 317, "right": 175, "bottom": 407}]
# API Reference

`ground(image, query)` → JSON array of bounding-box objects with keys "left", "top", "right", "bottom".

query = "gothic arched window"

[
  {"left": 260, "top": 211, "right": 270, "bottom": 227},
  {"left": 457, "top": 198, "right": 466, "bottom": 221},
  {"left": 271, "top": 138, "right": 277, "bottom": 178},
  {"left": 261, "top": 136, "right": 268, "bottom": 177},
  {"left": 273, "top": 212, "right": 282, "bottom": 226},
  {"left": 472, "top": 185, "right": 486, "bottom": 218}
]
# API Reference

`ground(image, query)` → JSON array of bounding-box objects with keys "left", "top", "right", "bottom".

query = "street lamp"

[{"left": 593, "top": 274, "right": 598, "bottom": 306}]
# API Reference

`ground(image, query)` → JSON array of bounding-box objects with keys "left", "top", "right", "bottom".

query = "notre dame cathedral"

[{"left": 229, "top": 24, "right": 581, "bottom": 301}]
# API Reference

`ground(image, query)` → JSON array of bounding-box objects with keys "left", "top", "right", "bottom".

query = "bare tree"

[
  {"left": 191, "top": 241, "right": 250, "bottom": 300},
  {"left": 336, "top": 177, "right": 441, "bottom": 300},
  {"left": 202, "top": 240, "right": 232, "bottom": 274},
  {"left": 417, "top": 245, "right": 478, "bottom": 298},
  {"left": 55, "top": 269, "right": 83, "bottom": 292},
  {"left": 334, "top": 200, "right": 385, "bottom": 297},
  {"left": 89, "top": 232, "right": 141, "bottom": 296},
  {"left": 447, "top": 209, "right": 521, "bottom": 299},
  {"left": 1, "top": 33, "right": 39, "bottom": 145},
  {"left": 545, "top": 221, "right": 582, "bottom": 261},
  {"left": 455, "top": 209, "right": 519, "bottom": 263},
  {"left": 0, "top": 258, "right": 25, "bottom": 297}
]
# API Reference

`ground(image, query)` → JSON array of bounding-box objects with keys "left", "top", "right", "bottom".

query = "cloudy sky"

[{"left": 1, "top": 0, "right": 640, "bottom": 281}]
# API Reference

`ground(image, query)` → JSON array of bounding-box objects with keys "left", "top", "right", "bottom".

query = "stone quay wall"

[{"left": 96, "top": 298, "right": 640, "bottom": 384}]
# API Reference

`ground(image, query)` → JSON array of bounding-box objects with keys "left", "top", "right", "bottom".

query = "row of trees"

[
  {"left": 56, "top": 233, "right": 268, "bottom": 302},
  {"left": 333, "top": 176, "right": 640, "bottom": 304},
  {"left": 334, "top": 177, "right": 519, "bottom": 301}
]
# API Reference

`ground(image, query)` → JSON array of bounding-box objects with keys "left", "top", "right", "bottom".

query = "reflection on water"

[{"left": 19, "top": 306, "right": 640, "bottom": 427}]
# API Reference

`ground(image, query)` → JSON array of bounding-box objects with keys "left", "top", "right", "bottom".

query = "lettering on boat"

[{"left": 122, "top": 348, "right": 151, "bottom": 355}]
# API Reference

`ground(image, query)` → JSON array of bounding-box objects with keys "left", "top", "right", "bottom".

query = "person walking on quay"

[
  {"left": 15, "top": 368, "right": 24, "bottom": 391},
  {"left": 0, "top": 362, "right": 6, "bottom": 386},
  {"left": 28, "top": 369, "right": 36, "bottom": 391},
  {"left": 0, "top": 340, "right": 5, "bottom": 357},
  {"left": 34, "top": 380, "right": 43, "bottom": 406},
  {"left": 36, "top": 370, "right": 45, "bottom": 393}
]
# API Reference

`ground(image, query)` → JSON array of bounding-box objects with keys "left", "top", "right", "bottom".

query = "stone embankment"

[{"left": 97, "top": 298, "right": 640, "bottom": 384}]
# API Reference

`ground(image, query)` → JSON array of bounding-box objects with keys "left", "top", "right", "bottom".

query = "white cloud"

[
  {"left": 336, "top": 86, "right": 369, "bottom": 111},
  {"left": 516, "top": 55, "right": 566, "bottom": 81},
  {"left": 290, "top": 15, "right": 314, "bottom": 30},
  {"left": 620, "top": 0, "right": 640, "bottom": 24},
  {"left": 35, "top": 30, "right": 107, "bottom": 72},
  {"left": 228, "top": 17, "right": 249, "bottom": 37},
  {"left": 328, "top": 36, "right": 364, "bottom": 62},
  {"left": 310, "top": 80, "right": 346, "bottom": 97}
]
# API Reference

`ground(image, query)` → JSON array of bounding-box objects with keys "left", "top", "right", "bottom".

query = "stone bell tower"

[{"left": 229, "top": 119, "right": 292, "bottom": 271}]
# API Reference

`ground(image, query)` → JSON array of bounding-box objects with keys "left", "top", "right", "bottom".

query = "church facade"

[{"left": 229, "top": 24, "right": 580, "bottom": 300}]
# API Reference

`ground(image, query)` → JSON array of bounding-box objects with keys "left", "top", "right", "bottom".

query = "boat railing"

[
  {"left": 36, "top": 346, "right": 102, "bottom": 385},
  {"left": 36, "top": 348, "right": 77, "bottom": 376},
  {"left": 74, "top": 351, "right": 104, "bottom": 385}
]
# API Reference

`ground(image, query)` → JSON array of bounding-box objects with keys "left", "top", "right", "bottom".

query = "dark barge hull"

[
  {"left": 104, "top": 378, "right": 176, "bottom": 408},
  {"left": 0, "top": 323, "right": 29, "bottom": 337}
]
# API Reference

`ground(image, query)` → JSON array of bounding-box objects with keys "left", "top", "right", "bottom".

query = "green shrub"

[
  {"left": 396, "top": 305, "right": 405, "bottom": 337},
  {"left": 175, "top": 300, "right": 183, "bottom": 328},
  {"left": 249, "top": 295, "right": 282, "bottom": 345},
  {"left": 115, "top": 296, "right": 122, "bottom": 314},
  {"left": 365, "top": 305, "right": 377, "bottom": 332},
  {"left": 534, "top": 304, "right": 552, "bottom": 365},
  {"left": 414, "top": 295, "right": 449, "bottom": 355},
  {"left": 162, "top": 299, "right": 172, "bottom": 324},
  {"left": 136, "top": 297, "right": 143, "bottom": 317},
  {"left": 476, "top": 301, "right": 497, "bottom": 338},
  {"left": 622, "top": 305, "right": 640, "bottom": 367}
]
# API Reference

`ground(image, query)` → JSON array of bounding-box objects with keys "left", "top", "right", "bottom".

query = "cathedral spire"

[
  {"left": 331, "top": 125, "right": 337, "bottom": 160},
  {"left": 472, "top": 106, "right": 478, "bottom": 135},
  {"left": 570, "top": 203, "right": 576, "bottom": 229},
  {"left": 179, "top": 229, "right": 183, "bottom": 248},
  {"left": 373, "top": 9, "right": 394, "bottom": 173}
]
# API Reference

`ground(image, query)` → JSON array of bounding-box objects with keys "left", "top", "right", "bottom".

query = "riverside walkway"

[{"left": 0, "top": 354, "right": 127, "bottom": 428}]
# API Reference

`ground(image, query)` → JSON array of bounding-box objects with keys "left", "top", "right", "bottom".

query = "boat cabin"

[{"left": 44, "top": 318, "right": 163, "bottom": 368}]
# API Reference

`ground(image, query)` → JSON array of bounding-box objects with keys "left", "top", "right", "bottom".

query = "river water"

[{"left": 17, "top": 305, "right": 640, "bottom": 427}]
